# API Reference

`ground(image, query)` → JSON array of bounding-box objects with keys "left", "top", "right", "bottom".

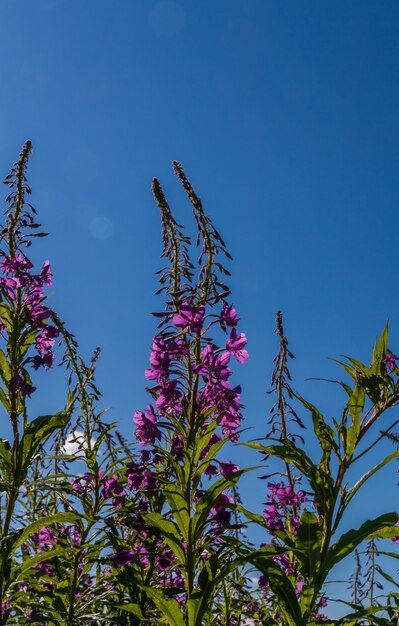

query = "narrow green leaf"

[
  {"left": 15, "top": 548, "right": 66, "bottom": 575},
  {"left": 116, "top": 603, "right": 145, "bottom": 619},
  {"left": 295, "top": 509, "right": 323, "bottom": 583},
  {"left": 191, "top": 471, "right": 243, "bottom": 540},
  {"left": 143, "top": 513, "right": 186, "bottom": 564},
  {"left": 20, "top": 412, "right": 69, "bottom": 473},
  {"left": 0, "top": 349, "right": 10, "bottom": 385},
  {"left": 326, "top": 512, "right": 398, "bottom": 571},
  {"left": 371, "top": 322, "right": 389, "bottom": 372},
  {"left": 163, "top": 484, "right": 190, "bottom": 543},
  {"left": 142, "top": 587, "right": 185, "bottom": 626},
  {"left": 0, "top": 439, "right": 12, "bottom": 484},
  {"left": 345, "top": 385, "right": 365, "bottom": 458},
  {"left": 0, "top": 387, "right": 10, "bottom": 412},
  {"left": 13, "top": 512, "right": 80, "bottom": 550},
  {"left": 249, "top": 553, "right": 302, "bottom": 626}
]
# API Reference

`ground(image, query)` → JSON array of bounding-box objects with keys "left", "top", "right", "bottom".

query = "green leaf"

[
  {"left": 163, "top": 484, "right": 190, "bottom": 542},
  {"left": 0, "top": 349, "right": 10, "bottom": 385},
  {"left": 0, "top": 439, "right": 12, "bottom": 485},
  {"left": 0, "top": 387, "right": 10, "bottom": 412},
  {"left": 14, "top": 547, "right": 66, "bottom": 575},
  {"left": 143, "top": 513, "right": 186, "bottom": 564},
  {"left": 326, "top": 512, "right": 398, "bottom": 572},
  {"left": 187, "top": 594, "right": 212, "bottom": 626},
  {"left": 237, "top": 505, "right": 265, "bottom": 526},
  {"left": 0, "top": 304, "right": 12, "bottom": 332},
  {"left": 295, "top": 393, "right": 336, "bottom": 472},
  {"left": 13, "top": 512, "right": 80, "bottom": 550},
  {"left": 142, "top": 587, "right": 185, "bottom": 626},
  {"left": 295, "top": 509, "right": 323, "bottom": 583},
  {"left": 249, "top": 552, "right": 303, "bottom": 626},
  {"left": 371, "top": 322, "right": 389, "bottom": 372},
  {"left": 345, "top": 385, "right": 365, "bottom": 458},
  {"left": 19, "top": 412, "right": 69, "bottom": 474},
  {"left": 191, "top": 471, "right": 243, "bottom": 540},
  {"left": 116, "top": 603, "right": 145, "bottom": 619},
  {"left": 19, "top": 328, "right": 37, "bottom": 359}
]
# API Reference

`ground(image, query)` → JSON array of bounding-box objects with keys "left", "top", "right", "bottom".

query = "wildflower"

[
  {"left": 172, "top": 301, "right": 205, "bottom": 334},
  {"left": 220, "top": 302, "right": 239, "bottom": 331},
  {"left": 219, "top": 461, "right": 240, "bottom": 476},
  {"left": 111, "top": 550, "right": 135, "bottom": 567},
  {"left": 156, "top": 380, "right": 182, "bottom": 412},
  {"left": 223, "top": 328, "right": 248, "bottom": 364},
  {"left": 133, "top": 405, "right": 162, "bottom": 446},
  {"left": 383, "top": 349, "right": 398, "bottom": 371},
  {"left": 156, "top": 549, "right": 176, "bottom": 571},
  {"left": 40, "top": 259, "right": 53, "bottom": 286}
]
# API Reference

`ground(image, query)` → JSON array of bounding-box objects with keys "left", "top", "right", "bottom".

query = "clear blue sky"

[{"left": 0, "top": 0, "right": 398, "bottom": 610}]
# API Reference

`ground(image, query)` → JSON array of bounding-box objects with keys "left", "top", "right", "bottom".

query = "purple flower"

[
  {"left": 40, "top": 260, "right": 53, "bottom": 286},
  {"left": 111, "top": 550, "right": 135, "bottom": 567},
  {"left": 222, "top": 328, "right": 248, "bottom": 364},
  {"left": 32, "top": 351, "right": 55, "bottom": 370},
  {"left": 32, "top": 561, "right": 54, "bottom": 575},
  {"left": 142, "top": 470, "right": 158, "bottom": 492},
  {"left": 0, "top": 277, "right": 19, "bottom": 300},
  {"left": 171, "top": 434, "right": 184, "bottom": 461},
  {"left": 25, "top": 286, "right": 52, "bottom": 321},
  {"left": 220, "top": 303, "right": 239, "bottom": 331},
  {"left": 156, "top": 380, "right": 182, "bottom": 412},
  {"left": 193, "top": 344, "right": 214, "bottom": 376},
  {"left": 263, "top": 503, "right": 284, "bottom": 532},
  {"left": 172, "top": 301, "right": 205, "bottom": 334},
  {"left": 219, "top": 461, "right": 240, "bottom": 476},
  {"left": 133, "top": 405, "right": 162, "bottom": 446},
  {"left": 1, "top": 603, "right": 11, "bottom": 616},
  {"left": 204, "top": 463, "right": 218, "bottom": 477},
  {"left": 296, "top": 580, "right": 305, "bottom": 597},
  {"left": 126, "top": 463, "right": 143, "bottom": 490},
  {"left": 101, "top": 474, "right": 126, "bottom": 507},
  {"left": 210, "top": 492, "right": 234, "bottom": 528},
  {"left": 383, "top": 349, "right": 398, "bottom": 371},
  {"left": 71, "top": 472, "right": 94, "bottom": 494},
  {"left": 35, "top": 325, "right": 59, "bottom": 356},
  {"left": 145, "top": 336, "right": 171, "bottom": 382},
  {"left": 1, "top": 253, "right": 33, "bottom": 274},
  {"left": 27, "top": 609, "right": 38, "bottom": 618},
  {"left": 156, "top": 549, "right": 176, "bottom": 571},
  {"left": 7, "top": 375, "right": 36, "bottom": 397}
]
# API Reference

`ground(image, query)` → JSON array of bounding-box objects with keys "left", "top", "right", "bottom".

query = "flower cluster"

[
  {"left": 383, "top": 349, "right": 398, "bottom": 372},
  {"left": 263, "top": 481, "right": 307, "bottom": 535},
  {"left": 134, "top": 299, "right": 248, "bottom": 448},
  {"left": 0, "top": 253, "right": 58, "bottom": 374}
]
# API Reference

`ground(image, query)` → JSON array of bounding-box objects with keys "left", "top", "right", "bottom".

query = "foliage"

[{"left": 0, "top": 143, "right": 397, "bottom": 625}]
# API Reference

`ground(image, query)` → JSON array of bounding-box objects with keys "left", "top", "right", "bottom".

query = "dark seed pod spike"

[{"left": 172, "top": 161, "right": 232, "bottom": 306}]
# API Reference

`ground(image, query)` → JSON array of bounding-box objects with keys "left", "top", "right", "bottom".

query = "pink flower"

[
  {"left": 172, "top": 301, "right": 205, "bottom": 334},
  {"left": 219, "top": 461, "right": 240, "bottom": 476},
  {"left": 133, "top": 405, "right": 162, "bottom": 446},
  {"left": 222, "top": 328, "right": 248, "bottom": 364}
]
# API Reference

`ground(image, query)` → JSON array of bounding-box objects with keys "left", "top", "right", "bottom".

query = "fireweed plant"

[{"left": 0, "top": 145, "right": 398, "bottom": 625}]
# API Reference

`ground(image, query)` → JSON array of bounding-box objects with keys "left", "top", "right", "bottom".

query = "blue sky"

[{"left": 0, "top": 0, "right": 399, "bottom": 611}]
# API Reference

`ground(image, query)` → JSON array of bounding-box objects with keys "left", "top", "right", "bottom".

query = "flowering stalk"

[
  {"left": 245, "top": 324, "right": 399, "bottom": 625},
  {"left": 125, "top": 165, "right": 249, "bottom": 624},
  {"left": 0, "top": 143, "right": 72, "bottom": 622}
]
